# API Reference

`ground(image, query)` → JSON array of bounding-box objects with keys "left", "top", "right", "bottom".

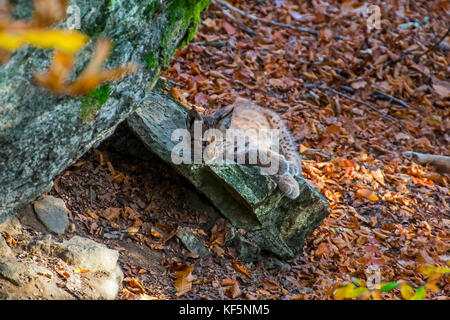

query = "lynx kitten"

[{"left": 186, "top": 102, "right": 302, "bottom": 199}]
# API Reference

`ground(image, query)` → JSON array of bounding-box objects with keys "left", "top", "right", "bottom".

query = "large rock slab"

[
  {"left": 126, "top": 89, "right": 330, "bottom": 261},
  {"left": 0, "top": 0, "right": 211, "bottom": 222}
]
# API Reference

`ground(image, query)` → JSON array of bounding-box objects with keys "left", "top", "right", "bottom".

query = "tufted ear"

[
  {"left": 186, "top": 108, "right": 203, "bottom": 130},
  {"left": 212, "top": 106, "right": 234, "bottom": 128}
]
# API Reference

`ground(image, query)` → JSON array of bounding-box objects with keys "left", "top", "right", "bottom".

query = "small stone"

[
  {"left": 58, "top": 236, "right": 120, "bottom": 272},
  {"left": 0, "top": 262, "right": 21, "bottom": 286},
  {"left": 0, "top": 234, "right": 12, "bottom": 256},
  {"left": 33, "top": 196, "right": 69, "bottom": 234},
  {"left": 56, "top": 236, "right": 123, "bottom": 299},
  {"left": 0, "top": 216, "right": 22, "bottom": 236},
  {"left": 176, "top": 227, "right": 211, "bottom": 258}
]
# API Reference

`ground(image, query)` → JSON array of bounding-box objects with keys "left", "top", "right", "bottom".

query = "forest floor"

[{"left": 53, "top": 0, "right": 449, "bottom": 300}]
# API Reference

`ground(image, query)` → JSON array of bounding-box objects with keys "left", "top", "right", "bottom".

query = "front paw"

[
  {"left": 277, "top": 175, "right": 300, "bottom": 199},
  {"left": 288, "top": 160, "right": 302, "bottom": 176}
]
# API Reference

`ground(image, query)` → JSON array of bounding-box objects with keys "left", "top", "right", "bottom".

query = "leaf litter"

[{"left": 51, "top": 0, "right": 449, "bottom": 300}]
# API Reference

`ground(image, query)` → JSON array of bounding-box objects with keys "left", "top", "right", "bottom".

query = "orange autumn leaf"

[
  {"left": 64, "top": 38, "right": 138, "bottom": 96},
  {"left": 221, "top": 278, "right": 237, "bottom": 286},
  {"left": 326, "top": 124, "right": 342, "bottom": 135},
  {"left": 55, "top": 266, "right": 70, "bottom": 279},
  {"left": 233, "top": 263, "right": 251, "bottom": 279},
  {"left": 128, "top": 277, "right": 145, "bottom": 294},
  {"left": 356, "top": 188, "right": 378, "bottom": 201},
  {"left": 34, "top": 50, "right": 75, "bottom": 93},
  {"left": 411, "top": 177, "right": 434, "bottom": 189},
  {"left": 85, "top": 209, "right": 99, "bottom": 219},
  {"left": 173, "top": 265, "right": 195, "bottom": 297},
  {"left": 221, "top": 278, "right": 241, "bottom": 299},
  {"left": 425, "top": 281, "right": 440, "bottom": 293},
  {"left": 1, "top": 232, "right": 17, "bottom": 248},
  {"left": 29, "top": 0, "right": 68, "bottom": 28},
  {"left": 260, "top": 280, "right": 280, "bottom": 293},
  {"left": 101, "top": 207, "right": 122, "bottom": 221},
  {"left": 315, "top": 242, "right": 330, "bottom": 257}
]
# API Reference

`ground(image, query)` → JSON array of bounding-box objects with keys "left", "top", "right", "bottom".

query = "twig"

[
  {"left": 219, "top": 6, "right": 258, "bottom": 37},
  {"left": 372, "top": 90, "right": 411, "bottom": 109},
  {"left": 213, "top": 0, "right": 343, "bottom": 40},
  {"left": 190, "top": 40, "right": 229, "bottom": 48},
  {"left": 305, "top": 84, "right": 401, "bottom": 123},
  {"left": 160, "top": 76, "right": 185, "bottom": 88},
  {"left": 415, "top": 25, "right": 450, "bottom": 61},
  {"left": 302, "top": 148, "right": 333, "bottom": 160}
]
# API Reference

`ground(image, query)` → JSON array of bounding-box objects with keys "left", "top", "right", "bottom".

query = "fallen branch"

[
  {"left": 372, "top": 90, "right": 411, "bottom": 109},
  {"left": 305, "top": 84, "right": 401, "bottom": 124},
  {"left": 211, "top": 2, "right": 258, "bottom": 37},
  {"left": 213, "top": 0, "right": 343, "bottom": 40},
  {"left": 403, "top": 151, "right": 450, "bottom": 174},
  {"left": 160, "top": 76, "right": 185, "bottom": 88},
  {"left": 302, "top": 148, "right": 333, "bottom": 161},
  {"left": 190, "top": 40, "right": 229, "bottom": 48},
  {"left": 415, "top": 25, "right": 450, "bottom": 61}
]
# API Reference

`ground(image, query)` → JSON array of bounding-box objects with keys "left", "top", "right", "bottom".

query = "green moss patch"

[
  {"left": 144, "top": 51, "right": 158, "bottom": 69},
  {"left": 80, "top": 84, "right": 110, "bottom": 121},
  {"left": 160, "top": 0, "right": 211, "bottom": 68}
]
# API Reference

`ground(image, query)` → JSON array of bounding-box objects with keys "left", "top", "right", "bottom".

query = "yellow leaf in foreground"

[
  {"left": 400, "top": 284, "right": 415, "bottom": 300},
  {"left": 0, "top": 29, "right": 88, "bottom": 53}
]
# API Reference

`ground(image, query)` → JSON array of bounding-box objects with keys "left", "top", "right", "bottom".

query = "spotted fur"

[{"left": 186, "top": 103, "right": 302, "bottom": 199}]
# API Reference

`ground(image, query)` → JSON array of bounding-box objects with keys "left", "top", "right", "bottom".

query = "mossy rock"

[{"left": 126, "top": 89, "right": 330, "bottom": 261}]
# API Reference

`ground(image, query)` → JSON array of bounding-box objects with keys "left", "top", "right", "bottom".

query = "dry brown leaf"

[
  {"left": 315, "top": 242, "right": 330, "bottom": 257},
  {"left": 260, "top": 280, "right": 280, "bottom": 293},
  {"left": 85, "top": 209, "right": 99, "bottom": 219},
  {"left": 101, "top": 207, "right": 122, "bottom": 221},
  {"left": 355, "top": 188, "right": 379, "bottom": 201},
  {"left": 174, "top": 265, "right": 195, "bottom": 297},
  {"left": 221, "top": 278, "right": 242, "bottom": 299}
]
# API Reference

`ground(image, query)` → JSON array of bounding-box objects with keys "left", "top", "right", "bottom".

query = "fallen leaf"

[
  {"left": 356, "top": 188, "right": 378, "bottom": 201},
  {"left": 101, "top": 207, "right": 122, "bottom": 221},
  {"left": 173, "top": 265, "right": 195, "bottom": 297},
  {"left": 233, "top": 263, "right": 251, "bottom": 279},
  {"left": 315, "top": 242, "right": 330, "bottom": 257}
]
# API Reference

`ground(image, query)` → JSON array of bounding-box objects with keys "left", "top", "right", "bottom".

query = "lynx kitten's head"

[{"left": 185, "top": 108, "right": 234, "bottom": 133}]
